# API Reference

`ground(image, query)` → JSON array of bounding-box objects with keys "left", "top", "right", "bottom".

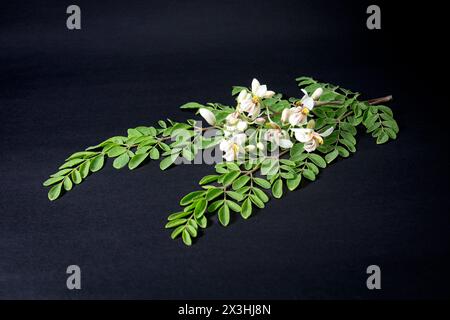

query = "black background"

[{"left": 1, "top": 0, "right": 449, "bottom": 299}]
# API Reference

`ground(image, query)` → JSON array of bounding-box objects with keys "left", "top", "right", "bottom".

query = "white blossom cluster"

[{"left": 199, "top": 79, "right": 333, "bottom": 161}]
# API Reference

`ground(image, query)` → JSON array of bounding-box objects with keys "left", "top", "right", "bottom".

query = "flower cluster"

[{"left": 199, "top": 78, "right": 333, "bottom": 161}]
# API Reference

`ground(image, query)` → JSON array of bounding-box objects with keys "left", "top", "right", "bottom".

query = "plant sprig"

[{"left": 44, "top": 76, "right": 398, "bottom": 246}]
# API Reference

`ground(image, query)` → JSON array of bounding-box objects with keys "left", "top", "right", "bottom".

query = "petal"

[
  {"left": 233, "top": 133, "right": 247, "bottom": 146},
  {"left": 303, "top": 140, "right": 316, "bottom": 153},
  {"left": 320, "top": 126, "right": 334, "bottom": 137},
  {"left": 236, "top": 120, "right": 248, "bottom": 132},
  {"left": 263, "top": 90, "right": 275, "bottom": 98},
  {"left": 223, "top": 150, "right": 235, "bottom": 162},
  {"left": 292, "top": 128, "right": 313, "bottom": 142},
  {"left": 279, "top": 139, "right": 293, "bottom": 149},
  {"left": 219, "top": 140, "right": 230, "bottom": 151},
  {"left": 251, "top": 78, "right": 260, "bottom": 94},
  {"left": 198, "top": 108, "right": 216, "bottom": 126},
  {"left": 302, "top": 97, "right": 314, "bottom": 110},
  {"left": 289, "top": 113, "right": 301, "bottom": 126},
  {"left": 256, "top": 84, "right": 267, "bottom": 98},
  {"left": 281, "top": 108, "right": 290, "bottom": 123},
  {"left": 237, "top": 89, "right": 247, "bottom": 102}
]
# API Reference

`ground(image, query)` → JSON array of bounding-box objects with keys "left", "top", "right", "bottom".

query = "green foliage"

[{"left": 45, "top": 76, "right": 398, "bottom": 246}]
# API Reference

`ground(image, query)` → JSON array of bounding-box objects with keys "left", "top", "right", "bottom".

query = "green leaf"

[
  {"left": 249, "top": 194, "right": 265, "bottom": 208},
  {"left": 180, "top": 191, "right": 205, "bottom": 206},
  {"left": 240, "top": 198, "right": 252, "bottom": 219},
  {"left": 50, "top": 168, "right": 72, "bottom": 177},
  {"left": 231, "top": 86, "right": 247, "bottom": 95},
  {"left": 107, "top": 146, "right": 127, "bottom": 157},
  {"left": 63, "top": 176, "right": 73, "bottom": 191},
  {"left": 253, "top": 187, "right": 269, "bottom": 203},
  {"left": 180, "top": 102, "right": 205, "bottom": 110},
  {"left": 226, "top": 200, "right": 241, "bottom": 212},
  {"left": 165, "top": 219, "right": 187, "bottom": 228},
  {"left": 182, "top": 229, "right": 192, "bottom": 246},
  {"left": 287, "top": 174, "right": 301, "bottom": 191},
  {"left": 170, "top": 225, "right": 184, "bottom": 239},
  {"left": 59, "top": 158, "right": 85, "bottom": 170},
  {"left": 290, "top": 143, "right": 304, "bottom": 158},
  {"left": 307, "top": 162, "right": 319, "bottom": 175},
  {"left": 48, "top": 183, "right": 62, "bottom": 201},
  {"left": 194, "top": 199, "right": 207, "bottom": 219},
  {"left": 113, "top": 153, "right": 130, "bottom": 169},
  {"left": 79, "top": 160, "right": 91, "bottom": 178},
  {"left": 222, "top": 171, "right": 241, "bottom": 186},
  {"left": 159, "top": 154, "right": 178, "bottom": 170},
  {"left": 43, "top": 176, "right": 65, "bottom": 186},
  {"left": 66, "top": 151, "right": 98, "bottom": 161},
  {"left": 167, "top": 211, "right": 191, "bottom": 221},
  {"left": 196, "top": 215, "right": 208, "bottom": 228},
  {"left": 128, "top": 153, "right": 148, "bottom": 170},
  {"left": 376, "top": 131, "right": 389, "bottom": 144},
  {"left": 226, "top": 191, "right": 244, "bottom": 202},
  {"left": 207, "top": 199, "right": 224, "bottom": 212},
  {"left": 225, "top": 162, "right": 240, "bottom": 171},
  {"left": 325, "top": 149, "right": 339, "bottom": 163},
  {"left": 90, "top": 155, "right": 105, "bottom": 172},
  {"left": 127, "top": 128, "right": 142, "bottom": 137},
  {"left": 232, "top": 175, "right": 250, "bottom": 190},
  {"left": 218, "top": 204, "right": 230, "bottom": 226},
  {"left": 302, "top": 169, "right": 316, "bottom": 181},
  {"left": 199, "top": 175, "right": 219, "bottom": 185},
  {"left": 158, "top": 120, "right": 167, "bottom": 128},
  {"left": 253, "top": 177, "right": 271, "bottom": 189},
  {"left": 272, "top": 179, "right": 283, "bottom": 199},
  {"left": 206, "top": 188, "right": 223, "bottom": 201},
  {"left": 308, "top": 154, "right": 327, "bottom": 168},
  {"left": 71, "top": 170, "right": 82, "bottom": 184},
  {"left": 336, "top": 146, "right": 350, "bottom": 158},
  {"left": 186, "top": 225, "right": 197, "bottom": 237},
  {"left": 149, "top": 148, "right": 160, "bottom": 160}
]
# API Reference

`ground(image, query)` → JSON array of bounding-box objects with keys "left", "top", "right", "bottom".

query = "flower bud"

[
  {"left": 255, "top": 117, "right": 266, "bottom": 124},
  {"left": 311, "top": 88, "right": 323, "bottom": 100},
  {"left": 307, "top": 119, "right": 316, "bottom": 129},
  {"left": 198, "top": 108, "right": 216, "bottom": 126},
  {"left": 268, "top": 121, "right": 279, "bottom": 129},
  {"left": 257, "top": 142, "right": 265, "bottom": 150},
  {"left": 281, "top": 109, "right": 290, "bottom": 123},
  {"left": 246, "top": 145, "right": 256, "bottom": 152}
]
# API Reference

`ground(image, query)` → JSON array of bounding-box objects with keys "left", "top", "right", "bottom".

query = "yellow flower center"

[
  {"left": 232, "top": 143, "right": 240, "bottom": 154},
  {"left": 314, "top": 136, "right": 324, "bottom": 145},
  {"left": 301, "top": 107, "right": 309, "bottom": 115},
  {"left": 251, "top": 95, "right": 260, "bottom": 104}
]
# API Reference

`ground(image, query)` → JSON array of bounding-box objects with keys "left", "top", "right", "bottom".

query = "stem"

[
  {"left": 315, "top": 94, "right": 393, "bottom": 107},
  {"left": 366, "top": 95, "right": 393, "bottom": 105}
]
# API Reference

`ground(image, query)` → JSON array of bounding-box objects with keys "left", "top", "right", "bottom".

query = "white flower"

[
  {"left": 223, "top": 112, "right": 248, "bottom": 136},
  {"left": 281, "top": 107, "right": 308, "bottom": 126},
  {"left": 238, "top": 78, "right": 275, "bottom": 119},
  {"left": 219, "top": 133, "right": 247, "bottom": 162},
  {"left": 292, "top": 127, "right": 334, "bottom": 152},
  {"left": 280, "top": 88, "right": 323, "bottom": 126},
  {"left": 198, "top": 108, "right": 216, "bottom": 126},
  {"left": 264, "top": 128, "right": 293, "bottom": 149}
]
